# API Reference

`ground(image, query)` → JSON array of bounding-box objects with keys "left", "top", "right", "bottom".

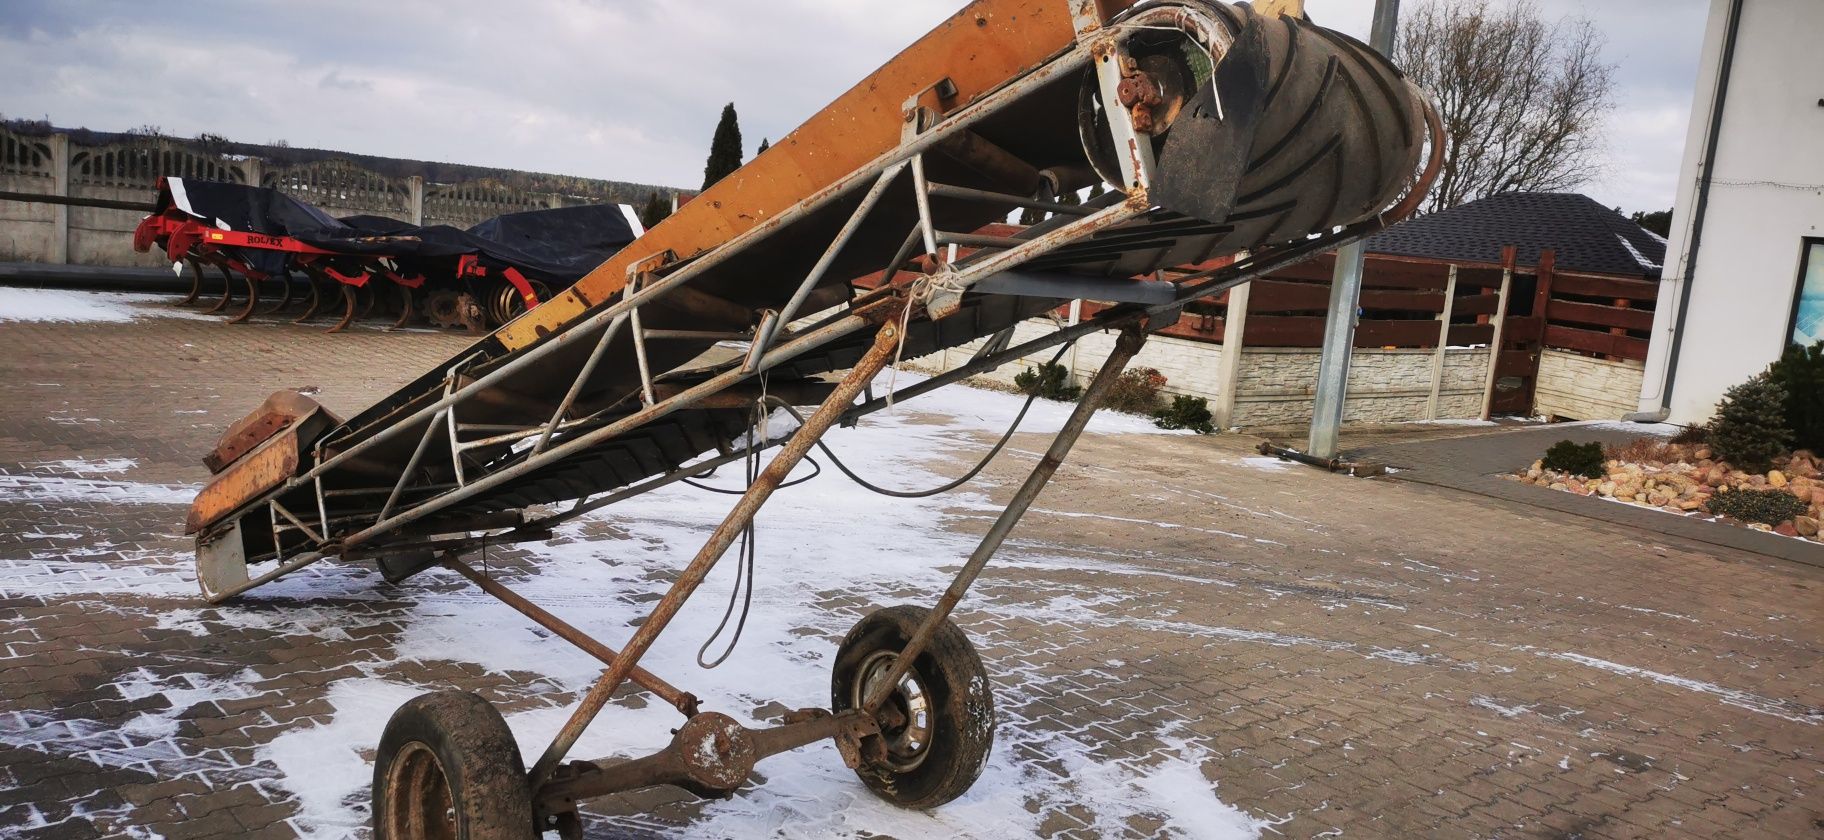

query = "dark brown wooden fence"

[{"left": 1536, "top": 262, "right": 1658, "bottom": 362}]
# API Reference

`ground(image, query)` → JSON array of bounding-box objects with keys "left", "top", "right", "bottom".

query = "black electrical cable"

[
  {"left": 765, "top": 337, "right": 1077, "bottom": 499},
  {"left": 691, "top": 336, "right": 1076, "bottom": 667},
  {"left": 696, "top": 401, "right": 765, "bottom": 669},
  {"left": 681, "top": 456, "right": 822, "bottom": 494}
]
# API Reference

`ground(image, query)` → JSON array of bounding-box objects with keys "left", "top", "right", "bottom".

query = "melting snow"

[
  {"left": 201, "top": 376, "right": 1251, "bottom": 838},
  {"left": 0, "top": 473, "right": 196, "bottom": 506},
  {"left": 23, "top": 457, "right": 138, "bottom": 475},
  {"left": 1542, "top": 652, "right": 1819, "bottom": 726},
  {"left": 0, "top": 288, "right": 210, "bottom": 324}
]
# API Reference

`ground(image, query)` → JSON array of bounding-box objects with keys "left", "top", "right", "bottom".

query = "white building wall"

[{"left": 1639, "top": 0, "right": 1824, "bottom": 424}]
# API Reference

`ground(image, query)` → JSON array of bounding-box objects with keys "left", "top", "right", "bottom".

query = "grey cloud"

[
  {"left": 317, "top": 69, "right": 373, "bottom": 92},
  {"left": 1, "top": 0, "right": 1705, "bottom": 213}
]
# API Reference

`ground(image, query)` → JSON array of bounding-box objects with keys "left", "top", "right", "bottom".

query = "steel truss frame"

[{"left": 195, "top": 1, "right": 1445, "bottom": 830}]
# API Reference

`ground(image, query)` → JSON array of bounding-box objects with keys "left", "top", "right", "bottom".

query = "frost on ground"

[
  {"left": 248, "top": 374, "right": 1257, "bottom": 839},
  {"left": 0, "top": 373, "right": 1261, "bottom": 839},
  {"left": 0, "top": 287, "right": 213, "bottom": 324}
]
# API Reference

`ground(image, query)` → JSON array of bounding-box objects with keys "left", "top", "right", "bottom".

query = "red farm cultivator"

[
  {"left": 181, "top": 1, "right": 1440, "bottom": 835},
  {"left": 133, "top": 177, "right": 644, "bottom": 332}
]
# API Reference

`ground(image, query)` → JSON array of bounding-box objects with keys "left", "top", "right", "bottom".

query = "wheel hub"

[
  {"left": 381, "top": 741, "right": 458, "bottom": 840},
  {"left": 853, "top": 651, "right": 934, "bottom": 772},
  {"left": 424, "top": 291, "right": 466, "bottom": 330}
]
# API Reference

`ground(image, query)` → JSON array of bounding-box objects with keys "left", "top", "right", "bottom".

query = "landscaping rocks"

[{"left": 1515, "top": 441, "right": 1824, "bottom": 543}]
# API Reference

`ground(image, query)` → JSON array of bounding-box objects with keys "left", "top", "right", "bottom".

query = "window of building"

[{"left": 1792, "top": 238, "right": 1824, "bottom": 346}]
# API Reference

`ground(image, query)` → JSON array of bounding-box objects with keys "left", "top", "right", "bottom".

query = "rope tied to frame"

[{"left": 887, "top": 271, "right": 970, "bottom": 407}]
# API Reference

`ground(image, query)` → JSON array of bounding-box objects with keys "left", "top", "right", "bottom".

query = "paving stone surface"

[
  {"left": 1350, "top": 424, "right": 1824, "bottom": 569},
  {"left": 0, "top": 300, "right": 1819, "bottom": 839}
]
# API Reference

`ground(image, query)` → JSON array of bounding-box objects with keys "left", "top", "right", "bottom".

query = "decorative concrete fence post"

[
  {"left": 1426, "top": 266, "right": 1458, "bottom": 419},
  {"left": 408, "top": 176, "right": 425, "bottom": 225},
  {"left": 1480, "top": 246, "right": 1518, "bottom": 420},
  {"left": 1214, "top": 280, "right": 1251, "bottom": 429},
  {"left": 48, "top": 133, "right": 69, "bottom": 265}
]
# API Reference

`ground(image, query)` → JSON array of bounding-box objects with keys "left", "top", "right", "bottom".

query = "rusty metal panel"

[
  {"left": 495, "top": 0, "right": 1115, "bottom": 352},
  {"left": 202, "top": 390, "right": 336, "bottom": 474},
  {"left": 186, "top": 429, "right": 303, "bottom": 534}
]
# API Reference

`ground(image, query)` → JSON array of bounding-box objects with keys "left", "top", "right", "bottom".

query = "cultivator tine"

[
  {"left": 387, "top": 284, "right": 414, "bottom": 331},
  {"left": 177, "top": 259, "right": 205, "bottom": 306},
  {"left": 203, "top": 265, "right": 235, "bottom": 315},
  {"left": 227, "top": 272, "right": 260, "bottom": 324},
  {"left": 325, "top": 284, "right": 357, "bottom": 334},
  {"left": 357, "top": 284, "right": 378, "bottom": 320},
  {"left": 260, "top": 270, "right": 294, "bottom": 316},
  {"left": 292, "top": 274, "right": 324, "bottom": 323}
]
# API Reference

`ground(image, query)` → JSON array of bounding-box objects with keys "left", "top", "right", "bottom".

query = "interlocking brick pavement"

[
  {"left": 1348, "top": 424, "right": 1824, "bottom": 568},
  {"left": 0, "top": 299, "right": 1818, "bottom": 838}
]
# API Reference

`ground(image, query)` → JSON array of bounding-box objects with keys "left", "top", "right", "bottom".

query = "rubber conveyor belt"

[{"left": 185, "top": 0, "right": 1438, "bottom": 595}]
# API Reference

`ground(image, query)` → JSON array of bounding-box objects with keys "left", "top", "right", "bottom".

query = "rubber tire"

[
  {"left": 372, "top": 691, "right": 535, "bottom": 840},
  {"left": 831, "top": 605, "right": 994, "bottom": 809}
]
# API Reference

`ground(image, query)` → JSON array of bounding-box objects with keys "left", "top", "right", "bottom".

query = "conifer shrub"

[
  {"left": 1153, "top": 394, "right": 1215, "bottom": 434},
  {"left": 1765, "top": 341, "right": 1824, "bottom": 453},
  {"left": 1014, "top": 362, "right": 1082, "bottom": 402},
  {"left": 1706, "top": 374, "right": 1791, "bottom": 472},
  {"left": 1541, "top": 439, "right": 1604, "bottom": 478}
]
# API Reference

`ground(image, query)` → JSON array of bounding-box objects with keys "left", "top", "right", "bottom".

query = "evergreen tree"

[
  {"left": 1707, "top": 373, "right": 1791, "bottom": 472},
  {"left": 701, "top": 103, "right": 744, "bottom": 190},
  {"left": 756, "top": 137, "right": 770, "bottom": 156},
  {"left": 1767, "top": 341, "right": 1824, "bottom": 452},
  {"left": 638, "top": 191, "right": 670, "bottom": 230}
]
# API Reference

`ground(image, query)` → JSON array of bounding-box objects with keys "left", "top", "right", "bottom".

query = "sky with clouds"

[{"left": 0, "top": 0, "right": 1708, "bottom": 213}]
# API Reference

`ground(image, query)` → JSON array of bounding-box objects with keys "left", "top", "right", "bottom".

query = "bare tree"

[{"left": 1396, "top": 0, "right": 1616, "bottom": 212}]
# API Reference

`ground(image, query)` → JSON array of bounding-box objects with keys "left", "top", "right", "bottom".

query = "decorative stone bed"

[{"left": 1511, "top": 441, "right": 1824, "bottom": 543}]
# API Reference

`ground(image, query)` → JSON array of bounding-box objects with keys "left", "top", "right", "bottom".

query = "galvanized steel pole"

[{"left": 1307, "top": 0, "right": 1400, "bottom": 459}]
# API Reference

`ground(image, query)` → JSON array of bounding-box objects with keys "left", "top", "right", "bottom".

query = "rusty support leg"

[
  {"left": 442, "top": 558, "right": 698, "bottom": 716},
  {"left": 528, "top": 318, "right": 905, "bottom": 786},
  {"left": 862, "top": 326, "right": 1147, "bottom": 712}
]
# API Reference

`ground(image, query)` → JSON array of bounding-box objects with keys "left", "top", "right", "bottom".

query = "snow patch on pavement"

[
  {"left": 1541, "top": 652, "right": 1819, "bottom": 726},
  {"left": 23, "top": 457, "right": 138, "bottom": 475},
  {"left": 241, "top": 379, "right": 1258, "bottom": 838},
  {"left": 0, "top": 288, "right": 206, "bottom": 324},
  {"left": 0, "top": 472, "right": 196, "bottom": 506}
]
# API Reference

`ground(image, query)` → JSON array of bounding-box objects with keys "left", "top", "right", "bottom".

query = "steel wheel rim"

[
  {"left": 382, "top": 741, "right": 458, "bottom": 840},
  {"left": 853, "top": 650, "right": 934, "bottom": 772}
]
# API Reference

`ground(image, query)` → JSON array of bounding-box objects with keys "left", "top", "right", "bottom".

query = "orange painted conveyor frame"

[{"left": 184, "top": 1, "right": 1441, "bottom": 833}]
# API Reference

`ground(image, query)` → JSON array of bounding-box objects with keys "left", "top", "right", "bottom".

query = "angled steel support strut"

[
  {"left": 528, "top": 317, "right": 908, "bottom": 786},
  {"left": 862, "top": 325, "right": 1148, "bottom": 712}
]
